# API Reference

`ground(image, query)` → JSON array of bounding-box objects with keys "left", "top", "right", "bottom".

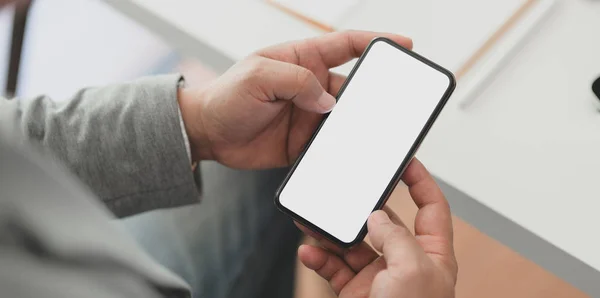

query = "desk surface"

[{"left": 105, "top": 0, "right": 600, "bottom": 294}]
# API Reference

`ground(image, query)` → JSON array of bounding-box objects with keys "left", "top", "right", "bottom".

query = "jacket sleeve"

[{"left": 0, "top": 74, "right": 200, "bottom": 217}]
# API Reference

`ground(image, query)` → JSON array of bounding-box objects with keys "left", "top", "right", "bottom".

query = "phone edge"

[{"left": 274, "top": 37, "right": 457, "bottom": 248}]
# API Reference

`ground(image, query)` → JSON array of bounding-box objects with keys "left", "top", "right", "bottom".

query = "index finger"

[
  {"left": 310, "top": 31, "right": 414, "bottom": 68},
  {"left": 401, "top": 158, "right": 453, "bottom": 244},
  {"left": 259, "top": 30, "right": 413, "bottom": 69}
]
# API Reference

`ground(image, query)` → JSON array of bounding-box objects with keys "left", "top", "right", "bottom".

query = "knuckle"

[
  {"left": 240, "top": 56, "right": 269, "bottom": 83},
  {"left": 376, "top": 224, "right": 411, "bottom": 249},
  {"left": 340, "top": 29, "right": 359, "bottom": 37},
  {"left": 295, "top": 67, "right": 313, "bottom": 89},
  {"left": 403, "top": 264, "right": 423, "bottom": 280},
  {"left": 396, "top": 261, "right": 433, "bottom": 283},
  {"left": 389, "top": 223, "right": 411, "bottom": 238}
]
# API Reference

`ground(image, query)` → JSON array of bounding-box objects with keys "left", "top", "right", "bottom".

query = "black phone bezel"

[{"left": 274, "top": 37, "right": 457, "bottom": 248}]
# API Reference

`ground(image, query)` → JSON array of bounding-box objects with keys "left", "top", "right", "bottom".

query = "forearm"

[{"left": 0, "top": 75, "right": 199, "bottom": 217}]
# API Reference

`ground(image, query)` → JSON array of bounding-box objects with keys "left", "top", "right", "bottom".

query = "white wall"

[{"left": 3, "top": 0, "right": 174, "bottom": 100}]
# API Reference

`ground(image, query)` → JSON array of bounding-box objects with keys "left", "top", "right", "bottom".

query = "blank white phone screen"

[{"left": 278, "top": 40, "right": 452, "bottom": 244}]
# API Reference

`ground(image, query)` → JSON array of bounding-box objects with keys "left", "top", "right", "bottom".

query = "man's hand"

[
  {"left": 178, "top": 31, "right": 412, "bottom": 169},
  {"left": 297, "top": 159, "right": 458, "bottom": 298}
]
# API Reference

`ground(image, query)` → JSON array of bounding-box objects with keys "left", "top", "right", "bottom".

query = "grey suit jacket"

[{"left": 0, "top": 75, "right": 198, "bottom": 297}]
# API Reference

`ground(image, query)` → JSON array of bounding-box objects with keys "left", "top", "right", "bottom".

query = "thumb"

[
  {"left": 246, "top": 57, "right": 336, "bottom": 113},
  {"left": 368, "top": 210, "right": 424, "bottom": 265}
]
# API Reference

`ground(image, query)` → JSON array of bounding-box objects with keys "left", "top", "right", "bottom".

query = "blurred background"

[
  {"left": 0, "top": 0, "right": 216, "bottom": 100},
  {"left": 1, "top": 0, "right": 599, "bottom": 297}
]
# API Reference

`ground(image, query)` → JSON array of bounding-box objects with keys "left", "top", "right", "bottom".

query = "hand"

[
  {"left": 297, "top": 159, "right": 457, "bottom": 298},
  {"left": 178, "top": 31, "right": 412, "bottom": 169}
]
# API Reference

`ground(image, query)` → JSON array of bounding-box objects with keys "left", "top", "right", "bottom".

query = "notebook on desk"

[{"left": 266, "top": 0, "right": 556, "bottom": 108}]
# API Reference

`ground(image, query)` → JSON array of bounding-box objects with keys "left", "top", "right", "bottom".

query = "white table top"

[
  {"left": 106, "top": 0, "right": 600, "bottom": 284},
  {"left": 419, "top": 0, "right": 600, "bottom": 272}
]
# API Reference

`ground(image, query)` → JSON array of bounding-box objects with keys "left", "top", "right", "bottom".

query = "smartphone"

[{"left": 275, "top": 37, "right": 456, "bottom": 247}]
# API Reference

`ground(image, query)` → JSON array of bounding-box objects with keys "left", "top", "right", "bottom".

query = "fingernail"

[
  {"left": 317, "top": 92, "right": 336, "bottom": 112},
  {"left": 298, "top": 244, "right": 308, "bottom": 254},
  {"left": 371, "top": 210, "right": 390, "bottom": 224}
]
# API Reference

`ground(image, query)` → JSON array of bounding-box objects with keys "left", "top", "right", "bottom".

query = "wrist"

[{"left": 177, "top": 86, "right": 215, "bottom": 162}]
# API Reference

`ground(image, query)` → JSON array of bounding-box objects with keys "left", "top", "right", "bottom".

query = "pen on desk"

[
  {"left": 265, "top": 0, "right": 336, "bottom": 33},
  {"left": 459, "top": 0, "right": 556, "bottom": 109}
]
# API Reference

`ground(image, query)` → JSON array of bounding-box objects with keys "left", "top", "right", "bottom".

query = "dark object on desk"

[{"left": 593, "top": 76, "right": 600, "bottom": 101}]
